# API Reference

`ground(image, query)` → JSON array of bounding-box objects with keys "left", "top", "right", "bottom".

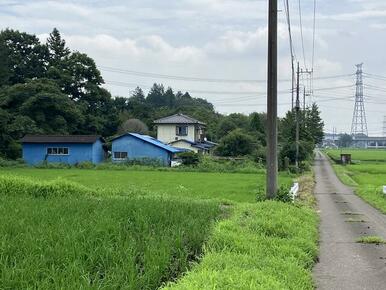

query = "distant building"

[
  {"left": 154, "top": 113, "right": 217, "bottom": 154},
  {"left": 352, "top": 136, "right": 386, "bottom": 149},
  {"left": 322, "top": 133, "right": 339, "bottom": 148},
  {"left": 21, "top": 135, "right": 106, "bottom": 165},
  {"left": 111, "top": 133, "right": 185, "bottom": 166}
]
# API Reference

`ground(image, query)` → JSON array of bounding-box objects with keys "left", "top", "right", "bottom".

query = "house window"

[
  {"left": 114, "top": 152, "right": 128, "bottom": 160},
  {"left": 176, "top": 126, "right": 188, "bottom": 136},
  {"left": 47, "top": 147, "right": 69, "bottom": 155}
]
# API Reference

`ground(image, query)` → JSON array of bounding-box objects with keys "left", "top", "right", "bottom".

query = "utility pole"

[
  {"left": 295, "top": 62, "right": 300, "bottom": 172},
  {"left": 266, "top": 0, "right": 278, "bottom": 199}
]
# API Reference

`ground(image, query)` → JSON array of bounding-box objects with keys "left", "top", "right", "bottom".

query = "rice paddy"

[{"left": 0, "top": 167, "right": 318, "bottom": 289}]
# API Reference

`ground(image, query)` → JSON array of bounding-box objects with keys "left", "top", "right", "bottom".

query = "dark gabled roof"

[
  {"left": 170, "top": 139, "right": 217, "bottom": 150},
  {"left": 154, "top": 113, "right": 206, "bottom": 125},
  {"left": 21, "top": 135, "right": 105, "bottom": 144},
  {"left": 112, "top": 133, "right": 185, "bottom": 153}
]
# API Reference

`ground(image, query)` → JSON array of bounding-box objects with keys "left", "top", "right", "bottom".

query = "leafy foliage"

[
  {"left": 279, "top": 105, "right": 324, "bottom": 169},
  {"left": 215, "top": 129, "right": 255, "bottom": 157},
  {"left": 179, "top": 151, "right": 200, "bottom": 166},
  {"left": 338, "top": 133, "right": 353, "bottom": 148}
]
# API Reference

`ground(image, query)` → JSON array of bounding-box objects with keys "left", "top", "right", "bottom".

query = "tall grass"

[
  {"left": 0, "top": 176, "right": 220, "bottom": 289},
  {"left": 163, "top": 201, "right": 319, "bottom": 290},
  {"left": 0, "top": 175, "right": 95, "bottom": 198}
]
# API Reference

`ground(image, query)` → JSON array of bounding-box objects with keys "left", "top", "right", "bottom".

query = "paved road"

[{"left": 313, "top": 151, "right": 386, "bottom": 290}]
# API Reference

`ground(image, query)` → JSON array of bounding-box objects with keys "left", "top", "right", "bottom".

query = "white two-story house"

[{"left": 154, "top": 113, "right": 217, "bottom": 154}]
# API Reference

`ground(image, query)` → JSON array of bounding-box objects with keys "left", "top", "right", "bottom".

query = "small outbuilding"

[
  {"left": 21, "top": 135, "right": 106, "bottom": 165},
  {"left": 111, "top": 133, "right": 184, "bottom": 166}
]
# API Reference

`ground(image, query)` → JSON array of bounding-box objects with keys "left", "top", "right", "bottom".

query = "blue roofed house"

[
  {"left": 21, "top": 135, "right": 106, "bottom": 165},
  {"left": 154, "top": 113, "right": 217, "bottom": 154},
  {"left": 111, "top": 133, "right": 185, "bottom": 166}
]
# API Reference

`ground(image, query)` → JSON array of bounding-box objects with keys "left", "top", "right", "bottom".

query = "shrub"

[
  {"left": 255, "top": 184, "right": 293, "bottom": 203},
  {"left": 179, "top": 151, "right": 200, "bottom": 166},
  {"left": 34, "top": 161, "right": 71, "bottom": 169},
  {"left": 75, "top": 161, "right": 95, "bottom": 169},
  {"left": 215, "top": 129, "right": 255, "bottom": 157},
  {"left": 0, "top": 157, "right": 26, "bottom": 168}
]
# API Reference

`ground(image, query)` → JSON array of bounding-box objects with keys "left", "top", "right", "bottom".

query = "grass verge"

[
  {"left": 162, "top": 202, "right": 319, "bottom": 290},
  {"left": 356, "top": 236, "right": 386, "bottom": 245}
]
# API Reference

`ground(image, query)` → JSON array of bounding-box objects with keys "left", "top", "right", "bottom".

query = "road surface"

[{"left": 313, "top": 151, "right": 386, "bottom": 290}]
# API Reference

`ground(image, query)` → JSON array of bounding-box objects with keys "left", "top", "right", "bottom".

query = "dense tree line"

[{"left": 0, "top": 28, "right": 324, "bottom": 166}]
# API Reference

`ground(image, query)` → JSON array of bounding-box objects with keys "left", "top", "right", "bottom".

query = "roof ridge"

[{"left": 153, "top": 113, "right": 205, "bottom": 125}]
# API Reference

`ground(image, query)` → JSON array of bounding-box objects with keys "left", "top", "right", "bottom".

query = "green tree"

[
  {"left": 0, "top": 41, "right": 11, "bottom": 86},
  {"left": 338, "top": 134, "right": 353, "bottom": 148},
  {"left": 1, "top": 79, "right": 83, "bottom": 134},
  {"left": 62, "top": 52, "right": 104, "bottom": 101},
  {"left": 215, "top": 129, "right": 254, "bottom": 157},
  {"left": 217, "top": 118, "right": 237, "bottom": 138},
  {"left": 146, "top": 84, "right": 166, "bottom": 107},
  {"left": 47, "top": 28, "right": 70, "bottom": 65},
  {"left": 118, "top": 119, "right": 149, "bottom": 135},
  {"left": 0, "top": 29, "right": 48, "bottom": 85},
  {"left": 305, "top": 103, "right": 324, "bottom": 145}
]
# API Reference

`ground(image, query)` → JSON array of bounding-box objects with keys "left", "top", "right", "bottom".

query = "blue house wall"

[
  {"left": 92, "top": 139, "right": 105, "bottom": 164},
  {"left": 22, "top": 142, "right": 105, "bottom": 165},
  {"left": 112, "top": 135, "right": 172, "bottom": 166}
]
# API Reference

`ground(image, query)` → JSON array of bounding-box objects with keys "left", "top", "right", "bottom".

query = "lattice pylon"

[{"left": 351, "top": 63, "right": 368, "bottom": 137}]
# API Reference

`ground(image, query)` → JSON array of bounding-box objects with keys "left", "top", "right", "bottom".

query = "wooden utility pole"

[
  {"left": 266, "top": 0, "right": 278, "bottom": 199},
  {"left": 295, "top": 62, "right": 300, "bottom": 172}
]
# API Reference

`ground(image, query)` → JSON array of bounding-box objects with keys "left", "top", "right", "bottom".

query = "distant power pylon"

[{"left": 351, "top": 63, "right": 368, "bottom": 137}]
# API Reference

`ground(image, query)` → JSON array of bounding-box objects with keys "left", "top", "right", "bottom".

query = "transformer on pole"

[{"left": 351, "top": 63, "right": 368, "bottom": 137}]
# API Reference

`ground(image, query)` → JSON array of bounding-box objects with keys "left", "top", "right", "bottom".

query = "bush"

[
  {"left": 215, "top": 129, "right": 255, "bottom": 157},
  {"left": 34, "top": 161, "right": 72, "bottom": 169},
  {"left": 0, "top": 157, "right": 26, "bottom": 167},
  {"left": 75, "top": 161, "right": 95, "bottom": 169},
  {"left": 179, "top": 151, "right": 200, "bottom": 166},
  {"left": 255, "top": 184, "right": 293, "bottom": 203}
]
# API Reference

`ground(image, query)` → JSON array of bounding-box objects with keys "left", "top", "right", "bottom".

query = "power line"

[
  {"left": 298, "top": 0, "right": 307, "bottom": 69},
  {"left": 283, "top": 0, "right": 297, "bottom": 108},
  {"left": 100, "top": 65, "right": 354, "bottom": 83},
  {"left": 311, "top": 0, "right": 317, "bottom": 71},
  {"left": 105, "top": 79, "right": 355, "bottom": 97}
]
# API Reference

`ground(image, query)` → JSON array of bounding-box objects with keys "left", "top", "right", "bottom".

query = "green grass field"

[
  {"left": 0, "top": 168, "right": 318, "bottom": 289},
  {"left": 325, "top": 148, "right": 386, "bottom": 162},
  {"left": 0, "top": 168, "right": 292, "bottom": 203},
  {"left": 326, "top": 149, "right": 386, "bottom": 213}
]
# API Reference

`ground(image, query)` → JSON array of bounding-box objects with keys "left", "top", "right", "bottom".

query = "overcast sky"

[{"left": 1, "top": 0, "right": 386, "bottom": 135}]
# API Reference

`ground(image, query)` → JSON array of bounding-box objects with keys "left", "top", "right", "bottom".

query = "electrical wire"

[
  {"left": 311, "top": 0, "right": 317, "bottom": 71},
  {"left": 100, "top": 65, "right": 354, "bottom": 84},
  {"left": 298, "top": 0, "right": 307, "bottom": 69}
]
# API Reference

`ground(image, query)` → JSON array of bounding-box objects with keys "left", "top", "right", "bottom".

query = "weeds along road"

[{"left": 313, "top": 151, "right": 386, "bottom": 290}]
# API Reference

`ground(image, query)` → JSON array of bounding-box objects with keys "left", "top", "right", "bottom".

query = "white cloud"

[{"left": 2, "top": 0, "right": 386, "bottom": 133}]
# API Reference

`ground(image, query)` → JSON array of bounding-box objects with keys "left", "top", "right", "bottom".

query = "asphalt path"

[{"left": 313, "top": 151, "right": 386, "bottom": 290}]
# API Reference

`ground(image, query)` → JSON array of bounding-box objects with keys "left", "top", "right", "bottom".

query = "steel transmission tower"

[{"left": 351, "top": 63, "right": 368, "bottom": 137}]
